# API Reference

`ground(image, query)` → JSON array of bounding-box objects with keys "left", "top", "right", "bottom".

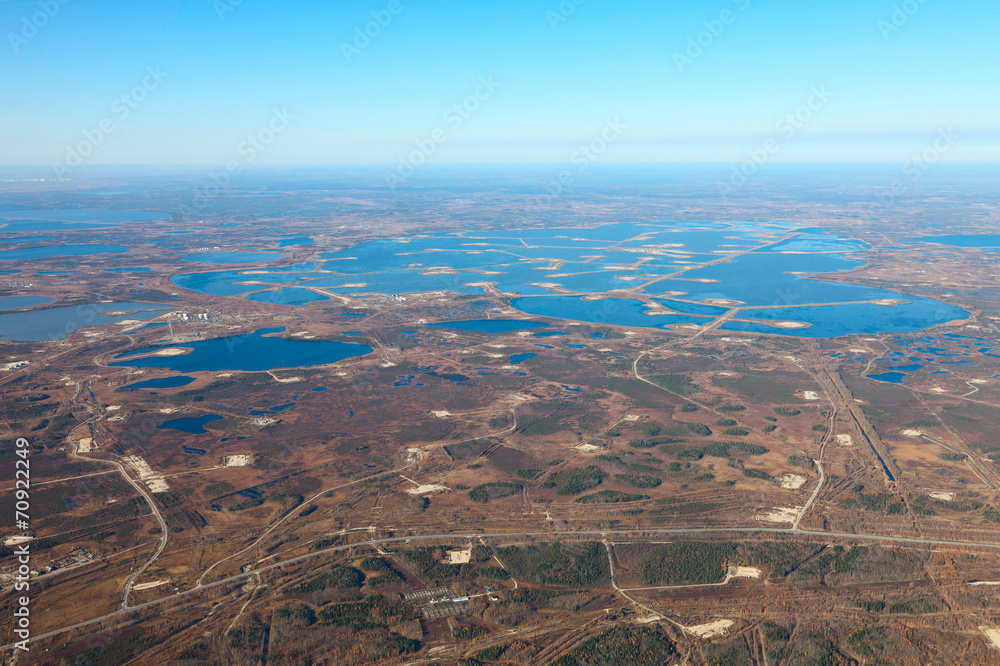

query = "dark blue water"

[
  {"left": 723, "top": 299, "right": 966, "bottom": 338},
  {"left": 169, "top": 223, "right": 968, "bottom": 339},
  {"left": 339, "top": 312, "right": 367, "bottom": 317},
  {"left": 533, "top": 331, "right": 567, "bottom": 337},
  {"left": 0, "top": 296, "right": 53, "bottom": 310},
  {"left": 0, "top": 209, "right": 168, "bottom": 231},
  {"left": 246, "top": 288, "right": 328, "bottom": 306},
  {"left": 869, "top": 372, "right": 906, "bottom": 384},
  {"left": 510, "top": 353, "right": 537, "bottom": 365},
  {"left": 250, "top": 402, "right": 296, "bottom": 415},
  {"left": 0, "top": 302, "right": 170, "bottom": 341},
  {"left": 425, "top": 320, "right": 548, "bottom": 333},
  {"left": 514, "top": 297, "right": 706, "bottom": 330},
  {"left": 0, "top": 236, "right": 55, "bottom": 244},
  {"left": 119, "top": 376, "right": 196, "bottom": 390},
  {"left": 920, "top": 235, "right": 1000, "bottom": 248},
  {"left": 279, "top": 236, "right": 314, "bottom": 247},
  {"left": 137, "top": 322, "right": 167, "bottom": 330},
  {"left": 0, "top": 244, "right": 128, "bottom": 261},
  {"left": 182, "top": 252, "right": 282, "bottom": 264},
  {"left": 567, "top": 344, "right": 585, "bottom": 349},
  {"left": 109, "top": 327, "right": 372, "bottom": 372},
  {"left": 312, "top": 386, "right": 327, "bottom": 391},
  {"left": 161, "top": 414, "right": 223, "bottom": 434}
]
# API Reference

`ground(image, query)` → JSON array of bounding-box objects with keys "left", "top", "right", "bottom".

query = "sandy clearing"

[
  {"left": 576, "top": 444, "right": 600, "bottom": 452},
  {"left": 224, "top": 455, "right": 252, "bottom": 467},
  {"left": 447, "top": 549, "right": 472, "bottom": 564},
  {"left": 930, "top": 491, "right": 956, "bottom": 501},
  {"left": 733, "top": 567, "right": 761, "bottom": 579},
  {"left": 836, "top": 434, "right": 853, "bottom": 446},
  {"left": 137, "top": 347, "right": 189, "bottom": 357},
  {"left": 686, "top": 620, "right": 734, "bottom": 638},
  {"left": 772, "top": 321, "right": 810, "bottom": 329},
  {"left": 432, "top": 410, "right": 451, "bottom": 418},
  {"left": 755, "top": 507, "right": 800, "bottom": 523},
  {"left": 802, "top": 391, "right": 820, "bottom": 400},
  {"left": 404, "top": 483, "right": 448, "bottom": 496},
  {"left": 133, "top": 580, "right": 170, "bottom": 591},
  {"left": 635, "top": 614, "right": 664, "bottom": 624},
  {"left": 779, "top": 474, "right": 807, "bottom": 490},
  {"left": 902, "top": 429, "right": 923, "bottom": 437},
  {"left": 123, "top": 455, "right": 169, "bottom": 493},
  {"left": 930, "top": 387, "right": 947, "bottom": 393},
  {"left": 980, "top": 626, "right": 1000, "bottom": 651}
]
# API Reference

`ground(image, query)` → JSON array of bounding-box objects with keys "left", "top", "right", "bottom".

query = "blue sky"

[{"left": 2, "top": 0, "right": 998, "bottom": 166}]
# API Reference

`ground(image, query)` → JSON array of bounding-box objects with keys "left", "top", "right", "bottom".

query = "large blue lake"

[
  {"left": 0, "top": 244, "right": 129, "bottom": 261},
  {"left": 160, "top": 414, "right": 224, "bottom": 434},
  {"left": 171, "top": 223, "right": 968, "bottom": 338},
  {"left": 921, "top": 235, "right": 1000, "bottom": 248},
  {"left": 0, "top": 209, "right": 168, "bottom": 231},
  {"left": 0, "top": 302, "right": 170, "bottom": 341},
  {"left": 182, "top": 252, "right": 283, "bottom": 265},
  {"left": 0, "top": 296, "right": 54, "bottom": 311},
  {"left": 110, "top": 327, "right": 373, "bottom": 372},
  {"left": 425, "top": 320, "right": 548, "bottom": 333}
]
